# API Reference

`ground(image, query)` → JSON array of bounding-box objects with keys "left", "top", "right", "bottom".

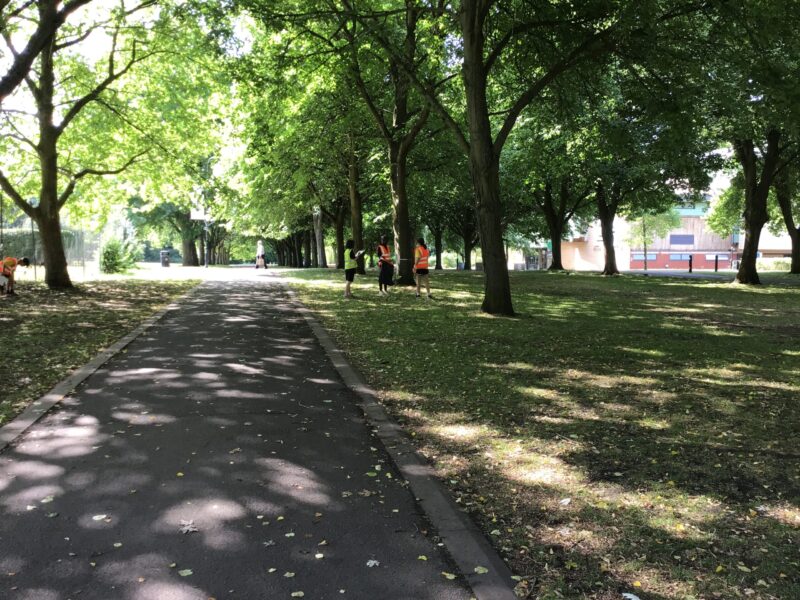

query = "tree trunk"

[
  {"left": 335, "top": 201, "right": 346, "bottom": 269},
  {"left": 541, "top": 186, "right": 564, "bottom": 271},
  {"left": 36, "top": 163, "right": 72, "bottom": 288},
  {"left": 285, "top": 237, "right": 295, "bottom": 267},
  {"left": 181, "top": 236, "right": 198, "bottom": 266},
  {"left": 643, "top": 234, "right": 648, "bottom": 271},
  {"left": 597, "top": 182, "right": 620, "bottom": 275},
  {"left": 433, "top": 227, "right": 443, "bottom": 270},
  {"left": 294, "top": 232, "right": 303, "bottom": 268},
  {"left": 35, "top": 209, "right": 71, "bottom": 288},
  {"left": 310, "top": 227, "right": 318, "bottom": 268},
  {"left": 539, "top": 182, "right": 565, "bottom": 271},
  {"left": 277, "top": 241, "right": 287, "bottom": 267},
  {"left": 313, "top": 209, "right": 326, "bottom": 267},
  {"left": 737, "top": 223, "right": 765, "bottom": 283},
  {"left": 348, "top": 153, "right": 366, "bottom": 274},
  {"left": 303, "top": 230, "right": 312, "bottom": 268},
  {"left": 466, "top": 149, "right": 511, "bottom": 310},
  {"left": 31, "top": 36, "right": 72, "bottom": 289},
  {"left": 735, "top": 133, "right": 781, "bottom": 284},
  {"left": 461, "top": 7, "right": 513, "bottom": 315},
  {"left": 463, "top": 235, "right": 473, "bottom": 270},
  {"left": 548, "top": 225, "right": 564, "bottom": 271},
  {"left": 774, "top": 167, "right": 800, "bottom": 274},
  {"left": 389, "top": 141, "right": 415, "bottom": 284}
]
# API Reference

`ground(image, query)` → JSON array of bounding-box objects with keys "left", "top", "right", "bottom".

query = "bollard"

[
  {"left": 714, "top": 255, "right": 719, "bottom": 272},
  {"left": 688, "top": 255, "right": 693, "bottom": 273}
]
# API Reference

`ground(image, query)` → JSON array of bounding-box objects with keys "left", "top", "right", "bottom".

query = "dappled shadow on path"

[{"left": 0, "top": 281, "right": 471, "bottom": 600}]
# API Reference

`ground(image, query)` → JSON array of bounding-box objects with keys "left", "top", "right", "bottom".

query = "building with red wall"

[{"left": 628, "top": 201, "right": 738, "bottom": 270}]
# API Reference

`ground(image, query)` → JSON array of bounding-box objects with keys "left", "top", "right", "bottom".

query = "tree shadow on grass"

[{"left": 298, "top": 271, "right": 800, "bottom": 599}]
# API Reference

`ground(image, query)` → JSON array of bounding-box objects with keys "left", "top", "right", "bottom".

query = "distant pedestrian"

[
  {"left": 1, "top": 256, "right": 30, "bottom": 296},
  {"left": 344, "top": 239, "right": 364, "bottom": 299},
  {"left": 413, "top": 238, "right": 432, "bottom": 299},
  {"left": 255, "top": 240, "right": 266, "bottom": 269},
  {"left": 376, "top": 235, "right": 394, "bottom": 296}
]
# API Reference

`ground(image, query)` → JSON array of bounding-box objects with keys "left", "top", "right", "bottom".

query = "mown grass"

[
  {"left": 284, "top": 268, "right": 800, "bottom": 600},
  {"left": 1, "top": 280, "right": 198, "bottom": 426}
]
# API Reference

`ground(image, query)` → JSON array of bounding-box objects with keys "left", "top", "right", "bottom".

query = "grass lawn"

[
  {"left": 283, "top": 268, "right": 800, "bottom": 600},
  {"left": 1, "top": 279, "right": 198, "bottom": 426}
]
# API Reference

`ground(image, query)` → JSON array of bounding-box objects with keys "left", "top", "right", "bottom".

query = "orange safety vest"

[
  {"left": 378, "top": 244, "right": 393, "bottom": 266},
  {"left": 414, "top": 246, "right": 429, "bottom": 270},
  {"left": 2, "top": 257, "right": 18, "bottom": 275}
]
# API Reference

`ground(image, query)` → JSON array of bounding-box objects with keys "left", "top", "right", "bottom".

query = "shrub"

[
  {"left": 757, "top": 258, "right": 792, "bottom": 272},
  {"left": 100, "top": 239, "right": 138, "bottom": 274}
]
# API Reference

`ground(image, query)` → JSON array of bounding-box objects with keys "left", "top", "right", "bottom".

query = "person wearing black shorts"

[
  {"left": 344, "top": 239, "right": 363, "bottom": 299},
  {"left": 376, "top": 235, "right": 394, "bottom": 296},
  {"left": 413, "top": 238, "right": 432, "bottom": 299}
]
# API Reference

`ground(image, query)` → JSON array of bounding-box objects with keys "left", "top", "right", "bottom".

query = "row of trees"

[
  {"left": 1, "top": 2, "right": 798, "bottom": 314},
  {"left": 206, "top": 0, "right": 799, "bottom": 315}
]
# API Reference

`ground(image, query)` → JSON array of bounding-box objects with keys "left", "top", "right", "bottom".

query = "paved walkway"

[{"left": 0, "top": 278, "right": 472, "bottom": 600}]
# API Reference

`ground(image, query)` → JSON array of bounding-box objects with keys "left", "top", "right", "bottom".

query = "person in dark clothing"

[{"left": 376, "top": 235, "right": 394, "bottom": 296}]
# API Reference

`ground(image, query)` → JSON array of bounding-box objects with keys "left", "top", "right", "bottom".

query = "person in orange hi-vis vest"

[
  {"left": 1, "top": 256, "right": 30, "bottom": 296},
  {"left": 376, "top": 235, "right": 394, "bottom": 296},
  {"left": 413, "top": 238, "right": 432, "bottom": 299}
]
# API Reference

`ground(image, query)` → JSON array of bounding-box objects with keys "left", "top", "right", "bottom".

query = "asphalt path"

[{"left": 0, "top": 279, "right": 472, "bottom": 600}]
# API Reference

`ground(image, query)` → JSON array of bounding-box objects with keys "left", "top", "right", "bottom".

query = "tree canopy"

[{"left": 3, "top": 0, "right": 800, "bottom": 294}]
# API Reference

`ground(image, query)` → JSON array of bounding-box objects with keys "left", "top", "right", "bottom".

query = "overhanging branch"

[
  {"left": 57, "top": 149, "right": 149, "bottom": 208},
  {"left": 0, "top": 168, "right": 34, "bottom": 217}
]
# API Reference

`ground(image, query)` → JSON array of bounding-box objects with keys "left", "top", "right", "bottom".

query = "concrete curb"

[
  {"left": 278, "top": 279, "right": 519, "bottom": 600},
  {"left": 0, "top": 284, "right": 201, "bottom": 453}
]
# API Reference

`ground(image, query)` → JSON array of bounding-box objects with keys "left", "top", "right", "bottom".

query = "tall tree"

[
  {"left": 0, "top": 2, "right": 158, "bottom": 287},
  {"left": 347, "top": 1, "right": 711, "bottom": 314},
  {"left": 505, "top": 115, "right": 594, "bottom": 272},
  {"left": 703, "top": 1, "right": 800, "bottom": 284},
  {"left": 341, "top": 4, "right": 431, "bottom": 284}
]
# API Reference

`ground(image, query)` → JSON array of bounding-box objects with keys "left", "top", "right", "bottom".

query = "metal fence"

[{"left": 0, "top": 217, "right": 101, "bottom": 282}]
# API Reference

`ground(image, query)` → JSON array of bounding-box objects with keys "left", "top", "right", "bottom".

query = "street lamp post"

[{"left": 204, "top": 214, "right": 210, "bottom": 269}]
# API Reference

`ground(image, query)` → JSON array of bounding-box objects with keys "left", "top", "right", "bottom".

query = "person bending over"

[{"left": 1, "top": 256, "right": 30, "bottom": 296}]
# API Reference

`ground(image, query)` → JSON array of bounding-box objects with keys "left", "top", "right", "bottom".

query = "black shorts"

[
  {"left": 415, "top": 268, "right": 429, "bottom": 276},
  {"left": 345, "top": 268, "right": 356, "bottom": 282},
  {"left": 379, "top": 262, "right": 394, "bottom": 285}
]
